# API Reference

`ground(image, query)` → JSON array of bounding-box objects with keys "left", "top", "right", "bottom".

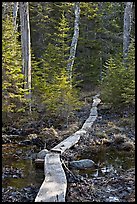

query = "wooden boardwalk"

[
  {"left": 35, "top": 153, "right": 67, "bottom": 202},
  {"left": 35, "top": 94, "right": 101, "bottom": 202}
]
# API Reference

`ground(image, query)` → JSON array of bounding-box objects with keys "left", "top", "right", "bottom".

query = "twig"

[{"left": 61, "top": 159, "right": 77, "bottom": 180}]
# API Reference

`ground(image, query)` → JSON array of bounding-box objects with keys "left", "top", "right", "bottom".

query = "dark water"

[
  {"left": 2, "top": 143, "right": 44, "bottom": 190},
  {"left": 76, "top": 146, "right": 135, "bottom": 178},
  {"left": 2, "top": 142, "right": 135, "bottom": 190}
]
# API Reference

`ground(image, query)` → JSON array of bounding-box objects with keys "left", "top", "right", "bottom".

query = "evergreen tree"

[
  {"left": 2, "top": 15, "right": 27, "bottom": 124},
  {"left": 101, "top": 57, "right": 125, "bottom": 106},
  {"left": 75, "top": 2, "right": 124, "bottom": 89},
  {"left": 100, "top": 39, "right": 135, "bottom": 107}
]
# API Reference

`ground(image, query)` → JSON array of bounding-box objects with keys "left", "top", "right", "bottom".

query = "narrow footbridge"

[{"left": 35, "top": 94, "right": 101, "bottom": 202}]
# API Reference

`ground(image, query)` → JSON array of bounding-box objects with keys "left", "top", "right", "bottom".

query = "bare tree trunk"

[
  {"left": 67, "top": 2, "right": 80, "bottom": 84},
  {"left": 123, "top": 2, "right": 133, "bottom": 63},
  {"left": 2, "top": 2, "right": 13, "bottom": 18},
  {"left": 13, "top": 2, "right": 19, "bottom": 32},
  {"left": 19, "top": 2, "right": 25, "bottom": 75},
  {"left": 19, "top": 2, "right": 31, "bottom": 111}
]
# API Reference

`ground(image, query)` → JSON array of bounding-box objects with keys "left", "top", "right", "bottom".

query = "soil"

[{"left": 2, "top": 97, "right": 135, "bottom": 202}]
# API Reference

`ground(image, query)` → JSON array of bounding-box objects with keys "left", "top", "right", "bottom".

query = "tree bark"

[
  {"left": 13, "top": 2, "right": 19, "bottom": 32},
  {"left": 67, "top": 2, "right": 80, "bottom": 84},
  {"left": 123, "top": 2, "right": 133, "bottom": 63},
  {"left": 19, "top": 2, "right": 31, "bottom": 110}
]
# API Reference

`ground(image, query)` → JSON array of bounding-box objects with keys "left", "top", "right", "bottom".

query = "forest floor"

[{"left": 2, "top": 92, "right": 135, "bottom": 202}]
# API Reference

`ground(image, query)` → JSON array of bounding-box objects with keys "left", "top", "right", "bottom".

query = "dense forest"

[{"left": 2, "top": 2, "right": 135, "bottom": 202}]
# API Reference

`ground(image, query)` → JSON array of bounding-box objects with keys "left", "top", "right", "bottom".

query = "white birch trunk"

[
  {"left": 67, "top": 2, "right": 80, "bottom": 83},
  {"left": 123, "top": 2, "right": 133, "bottom": 62},
  {"left": 13, "top": 2, "right": 19, "bottom": 32},
  {"left": 2, "top": 2, "right": 13, "bottom": 18},
  {"left": 19, "top": 2, "right": 31, "bottom": 111}
]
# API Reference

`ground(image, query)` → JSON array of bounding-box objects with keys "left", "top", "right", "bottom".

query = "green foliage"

[
  {"left": 122, "top": 40, "right": 135, "bottom": 105},
  {"left": 30, "top": 2, "right": 126, "bottom": 90},
  {"left": 2, "top": 2, "right": 135, "bottom": 128},
  {"left": 75, "top": 2, "right": 100, "bottom": 88},
  {"left": 75, "top": 2, "right": 125, "bottom": 89},
  {"left": 29, "top": 2, "right": 73, "bottom": 60},
  {"left": 32, "top": 8, "right": 81, "bottom": 124},
  {"left": 101, "top": 57, "right": 125, "bottom": 105},
  {"left": 2, "top": 16, "right": 27, "bottom": 119},
  {"left": 100, "top": 41, "right": 135, "bottom": 107},
  {"left": 42, "top": 70, "right": 81, "bottom": 120}
]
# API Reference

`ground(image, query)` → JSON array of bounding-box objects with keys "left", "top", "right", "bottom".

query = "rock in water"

[
  {"left": 69, "top": 159, "right": 98, "bottom": 170},
  {"left": 37, "top": 149, "right": 49, "bottom": 159}
]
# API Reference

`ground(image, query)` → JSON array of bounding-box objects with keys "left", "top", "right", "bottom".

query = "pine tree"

[
  {"left": 100, "top": 39, "right": 135, "bottom": 107},
  {"left": 2, "top": 15, "right": 26, "bottom": 124},
  {"left": 75, "top": 2, "right": 124, "bottom": 89},
  {"left": 74, "top": 2, "right": 101, "bottom": 88}
]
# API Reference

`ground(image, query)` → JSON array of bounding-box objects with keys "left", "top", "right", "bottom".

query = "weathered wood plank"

[
  {"left": 82, "top": 122, "right": 94, "bottom": 131},
  {"left": 90, "top": 106, "right": 97, "bottom": 116},
  {"left": 81, "top": 95, "right": 101, "bottom": 131},
  {"left": 35, "top": 130, "right": 87, "bottom": 165},
  {"left": 34, "top": 94, "right": 101, "bottom": 202},
  {"left": 35, "top": 158, "right": 44, "bottom": 168},
  {"left": 82, "top": 115, "right": 97, "bottom": 130},
  {"left": 92, "top": 98, "right": 101, "bottom": 107},
  {"left": 35, "top": 153, "right": 67, "bottom": 202},
  {"left": 51, "top": 133, "right": 81, "bottom": 154},
  {"left": 86, "top": 115, "right": 97, "bottom": 122}
]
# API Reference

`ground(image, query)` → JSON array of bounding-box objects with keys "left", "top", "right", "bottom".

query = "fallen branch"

[{"left": 61, "top": 160, "right": 77, "bottom": 181}]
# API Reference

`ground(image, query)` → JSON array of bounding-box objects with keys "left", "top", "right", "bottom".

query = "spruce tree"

[
  {"left": 100, "top": 39, "right": 135, "bottom": 107},
  {"left": 2, "top": 15, "right": 27, "bottom": 124}
]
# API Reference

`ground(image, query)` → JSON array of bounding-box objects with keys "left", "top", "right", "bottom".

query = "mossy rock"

[
  {"left": 37, "top": 149, "right": 49, "bottom": 159},
  {"left": 69, "top": 159, "right": 97, "bottom": 170}
]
